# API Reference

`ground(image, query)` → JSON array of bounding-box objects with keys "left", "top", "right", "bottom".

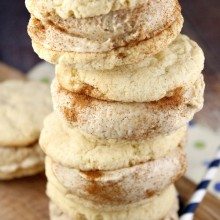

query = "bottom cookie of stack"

[
  {"left": 40, "top": 113, "right": 186, "bottom": 219},
  {"left": 48, "top": 184, "right": 178, "bottom": 220}
]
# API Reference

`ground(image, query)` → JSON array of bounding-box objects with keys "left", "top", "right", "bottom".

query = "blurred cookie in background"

[
  {"left": 0, "top": 79, "right": 52, "bottom": 180},
  {"left": 27, "top": 62, "right": 54, "bottom": 84}
]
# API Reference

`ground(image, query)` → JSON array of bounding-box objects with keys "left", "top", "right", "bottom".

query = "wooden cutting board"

[
  {"left": 0, "top": 63, "right": 219, "bottom": 220},
  {"left": 1, "top": 174, "right": 220, "bottom": 220}
]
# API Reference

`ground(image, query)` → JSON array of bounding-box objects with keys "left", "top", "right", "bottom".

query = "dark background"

[
  {"left": 0, "top": 0, "right": 40, "bottom": 72},
  {"left": 0, "top": 0, "right": 219, "bottom": 74}
]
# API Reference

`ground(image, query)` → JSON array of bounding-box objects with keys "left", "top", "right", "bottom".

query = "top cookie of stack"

[{"left": 27, "top": 0, "right": 183, "bottom": 70}]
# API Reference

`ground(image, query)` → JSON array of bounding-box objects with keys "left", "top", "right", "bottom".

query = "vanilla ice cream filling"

[
  {"left": 0, "top": 156, "right": 43, "bottom": 173},
  {"left": 0, "top": 143, "right": 44, "bottom": 173},
  {"left": 29, "top": 14, "right": 182, "bottom": 53},
  {"left": 27, "top": 0, "right": 180, "bottom": 52}
]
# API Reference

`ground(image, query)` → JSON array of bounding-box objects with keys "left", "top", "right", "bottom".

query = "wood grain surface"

[
  {"left": 176, "top": 178, "right": 220, "bottom": 220},
  {"left": 0, "top": 63, "right": 219, "bottom": 220},
  {"left": 0, "top": 174, "right": 49, "bottom": 220}
]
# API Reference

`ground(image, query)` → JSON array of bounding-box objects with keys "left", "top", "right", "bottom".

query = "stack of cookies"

[{"left": 26, "top": 0, "right": 205, "bottom": 219}]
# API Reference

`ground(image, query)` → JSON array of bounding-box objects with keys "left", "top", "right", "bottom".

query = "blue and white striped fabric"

[{"left": 180, "top": 146, "right": 220, "bottom": 220}]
